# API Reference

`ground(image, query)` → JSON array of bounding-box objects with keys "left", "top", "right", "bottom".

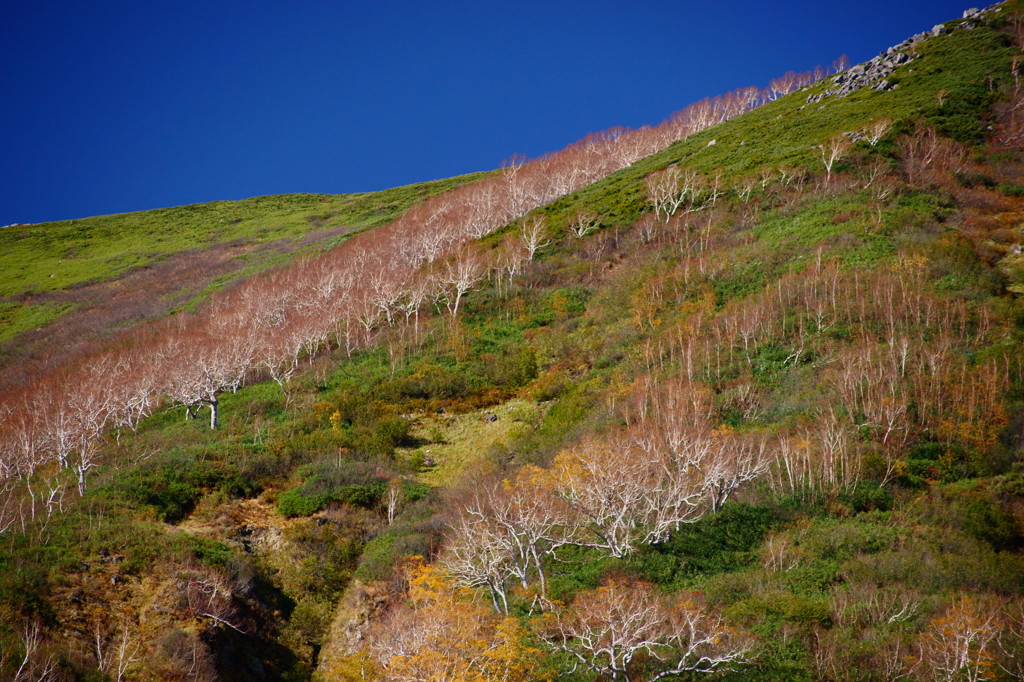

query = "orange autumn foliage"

[{"left": 331, "top": 558, "right": 548, "bottom": 682}]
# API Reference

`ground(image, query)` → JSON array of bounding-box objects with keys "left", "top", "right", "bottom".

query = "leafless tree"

[
  {"left": 519, "top": 216, "right": 551, "bottom": 260},
  {"left": 95, "top": 620, "right": 142, "bottom": 682},
  {"left": 385, "top": 478, "right": 403, "bottom": 526},
  {"left": 568, "top": 208, "right": 600, "bottom": 239},
  {"left": 552, "top": 433, "right": 704, "bottom": 558},
  {"left": 444, "top": 469, "right": 572, "bottom": 599},
  {"left": 915, "top": 595, "right": 1004, "bottom": 682},
  {"left": 538, "top": 580, "right": 752, "bottom": 681},
  {"left": 440, "top": 508, "right": 516, "bottom": 613},
  {"left": 818, "top": 134, "right": 853, "bottom": 183},
  {"left": 897, "top": 124, "right": 967, "bottom": 185},
  {"left": 185, "top": 570, "right": 246, "bottom": 633},
  {"left": 12, "top": 619, "right": 56, "bottom": 682},
  {"left": 863, "top": 117, "right": 893, "bottom": 145},
  {"left": 700, "top": 432, "right": 773, "bottom": 512},
  {"left": 440, "top": 249, "right": 486, "bottom": 319}
]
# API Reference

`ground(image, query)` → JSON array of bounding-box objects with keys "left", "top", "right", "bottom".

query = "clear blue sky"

[{"left": 1, "top": 0, "right": 973, "bottom": 224}]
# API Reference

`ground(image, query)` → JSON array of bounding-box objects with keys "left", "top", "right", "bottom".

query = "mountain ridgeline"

[{"left": 2, "top": 3, "right": 1024, "bottom": 681}]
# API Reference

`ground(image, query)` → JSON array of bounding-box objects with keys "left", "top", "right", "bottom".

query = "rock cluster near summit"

[{"left": 807, "top": 6, "right": 994, "bottom": 104}]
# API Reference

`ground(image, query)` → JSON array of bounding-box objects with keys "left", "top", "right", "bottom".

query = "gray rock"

[{"left": 932, "top": 24, "right": 949, "bottom": 36}]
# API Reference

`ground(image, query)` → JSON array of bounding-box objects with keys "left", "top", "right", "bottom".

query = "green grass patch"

[
  {"left": 0, "top": 301, "right": 74, "bottom": 343},
  {"left": 398, "top": 399, "right": 542, "bottom": 487}
]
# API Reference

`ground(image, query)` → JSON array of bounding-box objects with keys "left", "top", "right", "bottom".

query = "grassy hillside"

[
  {"left": 0, "top": 172, "right": 490, "bottom": 371},
  {"left": 2, "top": 7, "right": 1024, "bottom": 681}
]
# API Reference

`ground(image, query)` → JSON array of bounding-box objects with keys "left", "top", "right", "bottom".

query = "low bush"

[
  {"left": 634, "top": 504, "right": 780, "bottom": 588},
  {"left": 277, "top": 461, "right": 388, "bottom": 518},
  {"left": 109, "top": 456, "right": 256, "bottom": 523},
  {"left": 998, "top": 182, "right": 1024, "bottom": 196},
  {"left": 955, "top": 171, "right": 996, "bottom": 188}
]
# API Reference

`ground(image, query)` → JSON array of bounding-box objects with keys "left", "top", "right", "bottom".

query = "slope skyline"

[{"left": 2, "top": 0, "right": 973, "bottom": 225}]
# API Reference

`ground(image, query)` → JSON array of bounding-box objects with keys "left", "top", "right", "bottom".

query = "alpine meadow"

[{"left": 4, "top": 4, "right": 1024, "bottom": 681}]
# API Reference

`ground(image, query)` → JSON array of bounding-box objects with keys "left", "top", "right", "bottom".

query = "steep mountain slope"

[{"left": 2, "top": 4, "right": 1024, "bottom": 681}]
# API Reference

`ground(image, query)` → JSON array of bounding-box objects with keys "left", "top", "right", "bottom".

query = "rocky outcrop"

[
  {"left": 317, "top": 579, "right": 392, "bottom": 673},
  {"left": 807, "top": 4, "right": 998, "bottom": 104},
  {"left": 807, "top": 50, "right": 915, "bottom": 103}
]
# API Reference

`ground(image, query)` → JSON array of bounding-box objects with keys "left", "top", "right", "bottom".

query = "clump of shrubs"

[{"left": 278, "top": 461, "right": 388, "bottom": 518}]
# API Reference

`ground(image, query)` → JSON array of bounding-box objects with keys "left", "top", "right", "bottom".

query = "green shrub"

[
  {"left": 726, "top": 592, "right": 831, "bottom": 628},
  {"left": 545, "top": 286, "right": 590, "bottom": 316},
  {"left": 798, "top": 517, "right": 900, "bottom": 561},
  {"left": 277, "top": 461, "right": 389, "bottom": 518},
  {"left": 353, "top": 504, "right": 439, "bottom": 583},
  {"left": 284, "top": 598, "right": 332, "bottom": 650},
  {"left": 991, "top": 470, "right": 1024, "bottom": 498},
  {"left": 287, "top": 518, "right": 363, "bottom": 600},
  {"left": 633, "top": 504, "right": 779, "bottom": 588},
  {"left": 998, "top": 182, "right": 1024, "bottom": 196},
  {"left": 185, "top": 536, "right": 235, "bottom": 567},
  {"left": 959, "top": 496, "right": 1022, "bottom": 552},
  {"left": 925, "top": 83, "right": 1001, "bottom": 144},
  {"left": 711, "top": 261, "right": 765, "bottom": 306},
  {"left": 334, "top": 484, "right": 386, "bottom": 507},
  {"left": 842, "top": 528, "right": 1024, "bottom": 594},
  {"left": 703, "top": 572, "right": 755, "bottom": 607},
  {"left": 546, "top": 545, "right": 622, "bottom": 600},
  {"left": 480, "top": 346, "right": 538, "bottom": 387},
  {"left": 278, "top": 489, "right": 331, "bottom": 518},
  {"left": 109, "top": 457, "right": 255, "bottom": 523},
  {"left": 354, "top": 534, "right": 398, "bottom": 581},
  {"left": 378, "top": 365, "right": 473, "bottom": 402},
  {"left": 373, "top": 416, "right": 415, "bottom": 450},
  {"left": 401, "top": 481, "right": 430, "bottom": 502},
  {"left": 899, "top": 441, "right": 976, "bottom": 485},
  {"left": 751, "top": 343, "right": 803, "bottom": 384},
  {"left": 517, "top": 382, "right": 600, "bottom": 462},
  {"left": 844, "top": 482, "right": 893, "bottom": 513},
  {"left": 955, "top": 171, "right": 996, "bottom": 188}
]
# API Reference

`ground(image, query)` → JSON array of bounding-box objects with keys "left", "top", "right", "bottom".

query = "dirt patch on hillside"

[{"left": 0, "top": 224, "right": 353, "bottom": 390}]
